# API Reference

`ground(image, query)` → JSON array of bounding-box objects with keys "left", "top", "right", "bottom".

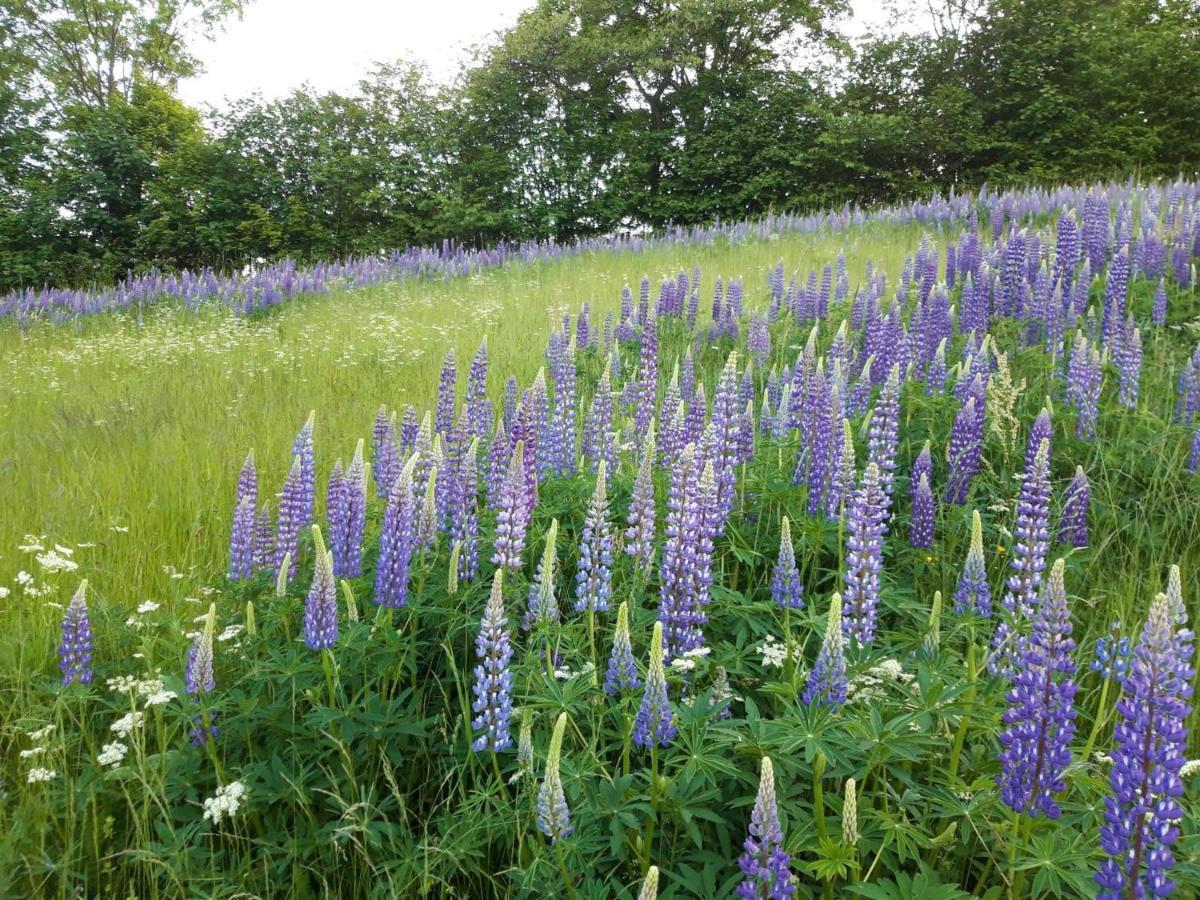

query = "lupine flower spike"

[
  {"left": 575, "top": 461, "right": 614, "bottom": 613},
  {"left": 536, "top": 712, "right": 573, "bottom": 842},
  {"left": 633, "top": 621, "right": 676, "bottom": 749},
  {"left": 953, "top": 510, "right": 991, "bottom": 616},
  {"left": 59, "top": 579, "right": 93, "bottom": 685},
  {"left": 844, "top": 462, "right": 887, "bottom": 645},
  {"left": 842, "top": 778, "right": 859, "bottom": 845},
  {"left": 638, "top": 866, "right": 660, "bottom": 900},
  {"left": 302, "top": 525, "right": 339, "bottom": 651},
  {"left": 605, "top": 601, "right": 640, "bottom": 695},
  {"left": 803, "top": 593, "right": 848, "bottom": 708},
  {"left": 736, "top": 756, "right": 794, "bottom": 899},
  {"left": 472, "top": 570, "right": 514, "bottom": 752},
  {"left": 771, "top": 516, "right": 804, "bottom": 610},
  {"left": 185, "top": 603, "right": 217, "bottom": 696}
]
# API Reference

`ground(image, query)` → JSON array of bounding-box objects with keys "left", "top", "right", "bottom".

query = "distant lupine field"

[{"left": 3, "top": 181, "right": 1200, "bottom": 898}]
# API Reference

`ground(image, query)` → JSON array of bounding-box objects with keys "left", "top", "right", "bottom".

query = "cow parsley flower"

[{"left": 202, "top": 781, "right": 248, "bottom": 825}]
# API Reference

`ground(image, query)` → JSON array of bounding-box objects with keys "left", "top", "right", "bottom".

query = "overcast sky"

[{"left": 178, "top": 0, "right": 895, "bottom": 109}]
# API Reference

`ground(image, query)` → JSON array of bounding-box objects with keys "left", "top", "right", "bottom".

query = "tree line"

[{"left": 2, "top": 0, "right": 1198, "bottom": 292}]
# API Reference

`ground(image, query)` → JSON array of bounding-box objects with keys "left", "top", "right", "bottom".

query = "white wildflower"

[
  {"left": 97, "top": 742, "right": 128, "bottom": 767},
  {"left": 136, "top": 601, "right": 160, "bottom": 614},
  {"left": 19, "top": 747, "right": 46, "bottom": 759},
  {"left": 110, "top": 712, "right": 144, "bottom": 738},
  {"left": 218, "top": 624, "right": 244, "bottom": 642},
  {"left": 27, "top": 724, "right": 55, "bottom": 740},
  {"left": 27, "top": 767, "right": 57, "bottom": 784},
  {"left": 53, "top": 544, "right": 74, "bottom": 557},
  {"left": 0, "top": 586, "right": 9, "bottom": 599},
  {"left": 1179, "top": 759, "right": 1200, "bottom": 779},
  {"left": 15, "top": 570, "right": 32, "bottom": 585},
  {"left": 202, "top": 782, "right": 247, "bottom": 824},
  {"left": 18, "top": 538, "right": 45, "bottom": 553},
  {"left": 36, "top": 550, "right": 79, "bottom": 573},
  {"left": 106, "top": 675, "right": 137, "bottom": 693},
  {"left": 670, "top": 657, "right": 697, "bottom": 671},
  {"left": 111, "top": 524, "right": 130, "bottom": 533},
  {"left": 143, "top": 690, "right": 177, "bottom": 707},
  {"left": 135, "top": 678, "right": 165, "bottom": 698},
  {"left": 683, "top": 647, "right": 711, "bottom": 659}
]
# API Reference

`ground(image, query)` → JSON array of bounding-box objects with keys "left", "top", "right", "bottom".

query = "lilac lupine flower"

[
  {"left": 275, "top": 456, "right": 306, "bottom": 578},
  {"left": 229, "top": 493, "right": 257, "bottom": 581},
  {"left": 502, "top": 376, "right": 519, "bottom": 432},
  {"left": 1092, "top": 621, "right": 1132, "bottom": 682},
  {"left": 997, "top": 559, "right": 1077, "bottom": 819},
  {"left": 605, "top": 601, "right": 640, "bottom": 695},
  {"left": 709, "top": 352, "right": 742, "bottom": 532},
  {"left": 1058, "top": 466, "right": 1089, "bottom": 548},
  {"left": 58, "top": 580, "right": 93, "bottom": 685},
  {"left": 634, "top": 313, "right": 659, "bottom": 443},
  {"left": 736, "top": 756, "right": 794, "bottom": 900},
  {"left": 372, "top": 409, "right": 400, "bottom": 499},
  {"left": 867, "top": 364, "right": 902, "bottom": 500},
  {"left": 909, "top": 474, "right": 935, "bottom": 549},
  {"left": 492, "top": 440, "right": 530, "bottom": 572},
  {"left": 770, "top": 516, "right": 804, "bottom": 610},
  {"left": 1025, "top": 408, "right": 1052, "bottom": 475},
  {"left": 450, "top": 436, "right": 481, "bottom": 583},
  {"left": 953, "top": 510, "right": 991, "bottom": 616},
  {"left": 516, "top": 378, "right": 544, "bottom": 505},
  {"left": 466, "top": 338, "right": 491, "bottom": 438},
  {"left": 576, "top": 302, "right": 591, "bottom": 349},
  {"left": 582, "top": 359, "right": 616, "bottom": 472},
  {"left": 1096, "top": 592, "right": 1194, "bottom": 898},
  {"left": 185, "top": 603, "right": 217, "bottom": 695},
  {"left": 303, "top": 526, "right": 339, "bottom": 651},
  {"left": 798, "top": 361, "right": 833, "bottom": 516},
  {"left": 327, "top": 458, "right": 347, "bottom": 563},
  {"left": 486, "top": 418, "right": 509, "bottom": 506},
  {"left": 374, "top": 456, "right": 418, "bottom": 608},
  {"left": 680, "top": 346, "right": 696, "bottom": 404},
  {"left": 625, "top": 423, "right": 657, "bottom": 574},
  {"left": 523, "top": 519, "right": 559, "bottom": 630},
  {"left": 991, "top": 439, "right": 1052, "bottom": 675},
  {"left": 911, "top": 440, "right": 932, "bottom": 497},
  {"left": 536, "top": 712, "right": 573, "bottom": 842},
  {"left": 684, "top": 381, "right": 707, "bottom": 445},
  {"left": 1067, "top": 332, "right": 1103, "bottom": 439},
  {"left": 825, "top": 418, "right": 856, "bottom": 518},
  {"left": 617, "top": 284, "right": 635, "bottom": 341},
  {"left": 1152, "top": 278, "right": 1168, "bottom": 326},
  {"left": 1116, "top": 316, "right": 1142, "bottom": 409},
  {"left": 549, "top": 338, "right": 577, "bottom": 475},
  {"left": 945, "top": 397, "right": 983, "bottom": 505},
  {"left": 747, "top": 315, "right": 770, "bottom": 365},
  {"left": 291, "top": 411, "right": 315, "bottom": 527},
  {"left": 1101, "top": 248, "right": 1129, "bottom": 350},
  {"left": 574, "top": 462, "right": 614, "bottom": 614},
  {"left": 843, "top": 462, "right": 887, "bottom": 645},
  {"left": 658, "top": 446, "right": 714, "bottom": 658},
  {"left": 235, "top": 448, "right": 257, "bottom": 510},
  {"left": 253, "top": 501, "right": 275, "bottom": 571},
  {"left": 659, "top": 370, "right": 686, "bottom": 465},
  {"left": 803, "top": 593, "right": 848, "bottom": 708},
  {"left": 337, "top": 441, "right": 368, "bottom": 578},
  {"left": 398, "top": 405, "right": 419, "bottom": 458},
  {"left": 633, "top": 621, "right": 676, "bottom": 749},
  {"left": 436, "top": 348, "right": 457, "bottom": 437},
  {"left": 416, "top": 461, "right": 440, "bottom": 551},
  {"left": 472, "top": 570, "right": 514, "bottom": 753},
  {"left": 1190, "top": 426, "right": 1200, "bottom": 476}
]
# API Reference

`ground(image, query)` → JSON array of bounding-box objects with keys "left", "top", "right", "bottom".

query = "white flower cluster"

[
  {"left": 111, "top": 712, "right": 145, "bottom": 738},
  {"left": 97, "top": 742, "right": 128, "bottom": 768},
  {"left": 846, "top": 659, "right": 914, "bottom": 703},
  {"left": 27, "top": 767, "right": 57, "bottom": 784},
  {"left": 36, "top": 548, "right": 78, "bottom": 573},
  {"left": 23, "top": 724, "right": 58, "bottom": 784},
  {"left": 670, "top": 646, "right": 711, "bottom": 672},
  {"left": 202, "top": 782, "right": 247, "bottom": 824},
  {"left": 757, "top": 635, "right": 802, "bottom": 669},
  {"left": 1180, "top": 759, "right": 1200, "bottom": 779},
  {"left": 553, "top": 660, "right": 596, "bottom": 681}
]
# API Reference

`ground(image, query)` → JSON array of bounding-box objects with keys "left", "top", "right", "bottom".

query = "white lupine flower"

[
  {"left": 97, "top": 742, "right": 128, "bottom": 767},
  {"left": 202, "top": 782, "right": 247, "bottom": 824},
  {"left": 27, "top": 767, "right": 57, "bottom": 783},
  {"left": 110, "top": 712, "right": 144, "bottom": 738}
]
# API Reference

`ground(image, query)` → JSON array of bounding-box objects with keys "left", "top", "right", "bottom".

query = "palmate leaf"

[
  {"left": 805, "top": 836, "right": 858, "bottom": 882},
  {"left": 844, "top": 862, "right": 971, "bottom": 899}
]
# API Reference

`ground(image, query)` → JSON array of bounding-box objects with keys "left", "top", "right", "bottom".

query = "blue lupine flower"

[
  {"left": 633, "top": 621, "right": 676, "bottom": 749},
  {"left": 574, "top": 462, "right": 614, "bottom": 614},
  {"left": 302, "top": 526, "right": 338, "bottom": 651},
  {"left": 803, "top": 593, "right": 848, "bottom": 709},
  {"left": 770, "top": 516, "right": 804, "bottom": 610},
  {"left": 736, "top": 757, "right": 795, "bottom": 899},
  {"left": 605, "top": 601, "right": 640, "bottom": 695},
  {"left": 536, "top": 712, "right": 573, "bottom": 842},
  {"left": 58, "top": 580, "right": 93, "bottom": 685},
  {"left": 472, "top": 570, "right": 514, "bottom": 752}
]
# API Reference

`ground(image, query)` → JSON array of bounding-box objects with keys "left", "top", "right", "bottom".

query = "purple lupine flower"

[
  {"left": 472, "top": 570, "right": 514, "bottom": 753},
  {"left": 659, "top": 371, "right": 686, "bottom": 465},
  {"left": 1152, "top": 278, "right": 1168, "bottom": 326},
  {"left": 576, "top": 302, "right": 591, "bottom": 349},
  {"left": 633, "top": 621, "right": 676, "bottom": 749},
  {"left": 303, "top": 526, "right": 339, "bottom": 651},
  {"left": 574, "top": 461, "right": 614, "bottom": 614},
  {"left": 536, "top": 713, "right": 573, "bottom": 842},
  {"left": 436, "top": 348, "right": 457, "bottom": 437},
  {"left": 909, "top": 474, "right": 935, "bottom": 549},
  {"left": 374, "top": 456, "right": 418, "bottom": 608},
  {"left": 1025, "top": 408, "right": 1052, "bottom": 475},
  {"left": 235, "top": 448, "right": 257, "bottom": 510},
  {"left": 492, "top": 440, "right": 530, "bottom": 572},
  {"left": 549, "top": 337, "right": 577, "bottom": 476},
  {"left": 867, "top": 364, "right": 902, "bottom": 500},
  {"left": 945, "top": 396, "right": 983, "bottom": 505},
  {"left": 1092, "top": 620, "right": 1132, "bottom": 682},
  {"left": 515, "top": 379, "right": 543, "bottom": 507},
  {"left": 58, "top": 580, "right": 93, "bottom": 685},
  {"left": 327, "top": 458, "right": 347, "bottom": 564},
  {"left": 997, "top": 558, "right": 1077, "bottom": 819},
  {"left": 1190, "top": 426, "right": 1200, "bottom": 476},
  {"left": 658, "top": 446, "right": 714, "bottom": 658},
  {"left": 625, "top": 423, "right": 657, "bottom": 574},
  {"left": 229, "top": 494, "right": 257, "bottom": 581},
  {"left": 339, "top": 442, "right": 368, "bottom": 578},
  {"left": 911, "top": 440, "right": 933, "bottom": 499},
  {"left": 502, "top": 376, "right": 519, "bottom": 432},
  {"left": 1096, "top": 591, "right": 1194, "bottom": 898},
  {"left": 770, "top": 516, "right": 804, "bottom": 610},
  {"left": 582, "top": 359, "right": 616, "bottom": 473},
  {"left": 486, "top": 418, "right": 509, "bottom": 507},
  {"left": 275, "top": 456, "right": 306, "bottom": 578},
  {"left": 1101, "top": 248, "right": 1129, "bottom": 350},
  {"left": 1067, "top": 332, "right": 1103, "bottom": 439},
  {"left": 953, "top": 510, "right": 991, "bottom": 616},
  {"left": 803, "top": 593, "right": 848, "bottom": 708},
  {"left": 991, "top": 438, "right": 1052, "bottom": 675},
  {"left": 826, "top": 418, "right": 855, "bottom": 518},
  {"left": 253, "top": 501, "right": 274, "bottom": 571},
  {"left": 634, "top": 313, "right": 659, "bottom": 444},
  {"left": 185, "top": 604, "right": 217, "bottom": 695},
  {"left": 796, "top": 361, "right": 833, "bottom": 516},
  {"left": 605, "top": 601, "right": 640, "bottom": 695},
  {"left": 522, "top": 519, "right": 559, "bottom": 630},
  {"left": 1058, "top": 466, "right": 1089, "bottom": 548},
  {"left": 617, "top": 284, "right": 635, "bottom": 341},
  {"left": 747, "top": 314, "right": 770, "bottom": 365},
  {"left": 466, "top": 338, "right": 491, "bottom": 439},
  {"left": 1116, "top": 316, "right": 1142, "bottom": 409},
  {"left": 372, "top": 408, "right": 400, "bottom": 499},
  {"left": 708, "top": 352, "right": 742, "bottom": 533},
  {"left": 449, "top": 434, "right": 481, "bottom": 583},
  {"left": 291, "top": 412, "right": 315, "bottom": 528},
  {"left": 843, "top": 462, "right": 887, "bottom": 646},
  {"left": 736, "top": 756, "right": 794, "bottom": 900},
  {"left": 684, "top": 381, "right": 707, "bottom": 445},
  {"left": 398, "top": 405, "right": 419, "bottom": 458}
]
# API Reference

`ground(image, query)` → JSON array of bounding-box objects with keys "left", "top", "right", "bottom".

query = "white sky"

[{"left": 178, "top": 0, "right": 894, "bottom": 109}]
